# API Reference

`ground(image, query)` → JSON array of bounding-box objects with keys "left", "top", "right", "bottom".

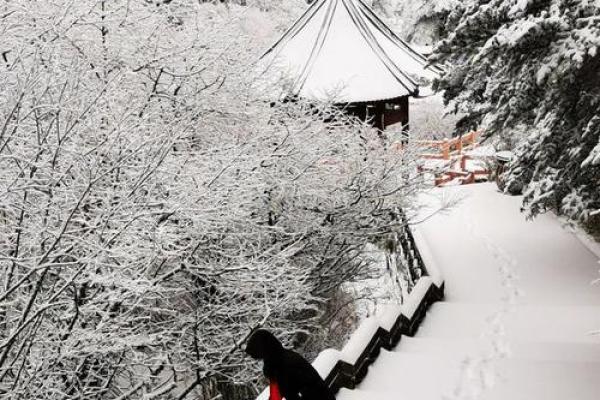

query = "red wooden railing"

[
  {"left": 417, "top": 130, "right": 481, "bottom": 160},
  {"left": 393, "top": 130, "right": 491, "bottom": 186}
]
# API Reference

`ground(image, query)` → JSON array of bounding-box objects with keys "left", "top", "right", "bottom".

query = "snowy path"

[{"left": 339, "top": 183, "right": 600, "bottom": 400}]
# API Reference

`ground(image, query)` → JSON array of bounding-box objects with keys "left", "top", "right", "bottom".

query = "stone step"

[
  {"left": 336, "top": 388, "right": 403, "bottom": 400},
  {"left": 394, "top": 335, "right": 600, "bottom": 363},
  {"left": 357, "top": 349, "right": 600, "bottom": 400},
  {"left": 416, "top": 302, "right": 600, "bottom": 344}
]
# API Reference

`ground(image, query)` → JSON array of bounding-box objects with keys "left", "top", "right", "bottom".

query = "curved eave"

[{"left": 294, "top": 84, "right": 420, "bottom": 104}]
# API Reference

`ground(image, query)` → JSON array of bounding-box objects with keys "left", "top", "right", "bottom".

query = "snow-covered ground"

[
  {"left": 415, "top": 183, "right": 600, "bottom": 305},
  {"left": 339, "top": 183, "right": 600, "bottom": 400}
]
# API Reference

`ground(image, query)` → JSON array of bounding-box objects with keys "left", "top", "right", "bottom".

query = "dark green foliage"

[{"left": 432, "top": 0, "right": 600, "bottom": 220}]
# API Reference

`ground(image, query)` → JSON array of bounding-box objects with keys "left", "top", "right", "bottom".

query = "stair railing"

[{"left": 254, "top": 216, "right": 444, "bottom": 399}]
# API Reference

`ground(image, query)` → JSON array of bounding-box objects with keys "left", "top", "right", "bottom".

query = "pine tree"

[{"left": 432, "top": 0, "right": 600, "bottom": 221}]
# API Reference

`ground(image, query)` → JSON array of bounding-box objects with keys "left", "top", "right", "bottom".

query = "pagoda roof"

[{"left": 260, "top": 0, "right": 442, "bottom": 103}]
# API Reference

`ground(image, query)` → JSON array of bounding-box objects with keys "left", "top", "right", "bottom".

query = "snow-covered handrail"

[
  {"left": 397, "top": 211, "right": 429, "bottom": 285},
  {"left": 318, "top": 277, "right": 444, "bottom": 393},
  {"left": 254, "top": 215, "right": 444, "bottom": 399},
  {"left": 416, "top": 130, "right": 482, "bottom": 160},
  {"left": 391, "top": 130, "right": 482, "bottom": 159},
  {"left": 317, "top": 217, "right": 445, "bottom": 393}
]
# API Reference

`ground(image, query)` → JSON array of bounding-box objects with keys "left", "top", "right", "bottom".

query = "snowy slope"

[{"left": 341, "top": 183, "right": 600, "bottom": 400}]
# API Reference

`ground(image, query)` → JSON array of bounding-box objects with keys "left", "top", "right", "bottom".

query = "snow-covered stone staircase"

[
  {"left": 339, "top": 304, "right": 600, "bottom": 400},
  {"left": 336, "top": 183, "right": 600, "bottom": 400},
  {"left": 255, "top": 183, "right": 600, "bottom": 400}
]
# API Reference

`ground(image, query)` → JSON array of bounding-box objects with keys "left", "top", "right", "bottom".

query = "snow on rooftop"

[{"left": 259, "top": 0, "right": 439, "bottom": 103}]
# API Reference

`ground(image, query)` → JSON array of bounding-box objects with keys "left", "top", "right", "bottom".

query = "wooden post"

[
  {"left": 403, "top": 96, "right": 409, "bottom": 136},
  {"left": 442, "top": 139, "right": 450, "bottom": 160},
  {"left": 399, "top": 96, "right": 409, "bottom": 144},
  {"left": 460, "top": 155, "right": 467, "bottom": 170},
  {"left": 468, "top": 131, "right": 476, "bottom": 146}
]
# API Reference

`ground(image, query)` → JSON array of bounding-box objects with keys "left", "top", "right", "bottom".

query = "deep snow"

[
  {"left": 341, "top": 183, "right": 600, "bottom": 400},
  {"left": 413, "top": 183, "right": 600, "bottom": 305}
]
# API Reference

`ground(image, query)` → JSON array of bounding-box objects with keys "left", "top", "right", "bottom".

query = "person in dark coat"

[{"left": 245, "top": 329, "right": 336, "bottom": 400}]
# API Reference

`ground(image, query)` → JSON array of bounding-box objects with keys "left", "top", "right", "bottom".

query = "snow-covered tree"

[
  {"left": 0, "top": 1, "right": 422, "bottom": 399},
  {"left": 357, "top": 0, "right": 462, "bottom": 45},
  {"left": 432, "top": 0, "right": 600, "bottom": 221}
]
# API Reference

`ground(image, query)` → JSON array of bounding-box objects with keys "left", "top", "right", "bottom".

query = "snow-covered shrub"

[
  {"left": 432, "top": 0, "right": 600, "bottom": 221},
  {"left": 408, "top": 95, "right": 459, "bottom": 140},
  {"left": 0, "top": 1, "right": 421, "bottom": 398}
]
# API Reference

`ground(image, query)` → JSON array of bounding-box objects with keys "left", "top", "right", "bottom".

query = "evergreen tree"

[{"left": 432, "top": 0, "right": 600, "bottom": 221}]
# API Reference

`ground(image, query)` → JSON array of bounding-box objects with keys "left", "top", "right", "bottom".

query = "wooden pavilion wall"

[{"left": 344, "top": 96, "right": 409, "bottom": 132}]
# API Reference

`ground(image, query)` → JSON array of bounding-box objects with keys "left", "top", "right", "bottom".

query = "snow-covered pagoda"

[{"left": 259, "top": 0, "right": 441, "bottom": 131}]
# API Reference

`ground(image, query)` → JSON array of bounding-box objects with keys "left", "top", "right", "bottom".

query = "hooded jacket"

[{"left": 246, "top": 330, "right": 335, "bottom": 400}]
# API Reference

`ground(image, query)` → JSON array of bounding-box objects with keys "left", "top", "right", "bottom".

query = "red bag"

[{"left": 269, "top": 380, "right": 283, "bottom": 400}]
